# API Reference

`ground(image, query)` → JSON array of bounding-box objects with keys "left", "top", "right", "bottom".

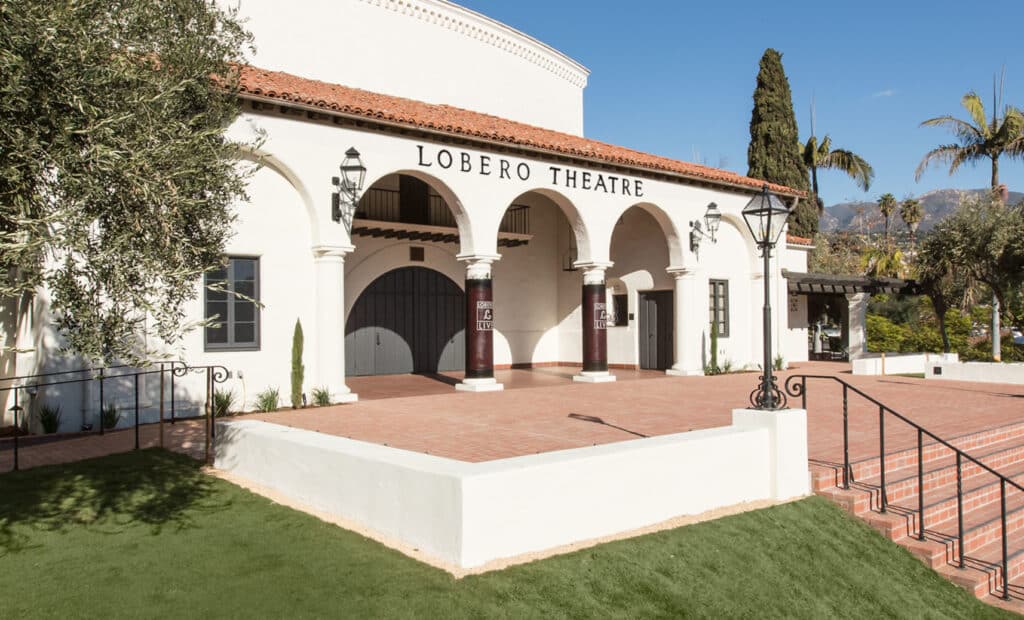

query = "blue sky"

[{"left": 458, "top": 0, "right": 1024, "bottom": 206}]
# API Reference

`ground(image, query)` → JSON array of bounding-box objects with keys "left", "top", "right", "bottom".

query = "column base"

[
  {"left": 332, "top": 392, "right": 359, "bottom": 404},
  {"left": 666, "top": 368, "right": 705, "bottom": 377},
  {"left": 456, "top": 377, "right": 505, "bottom": 392},
  {"left": 572, "top": 371, "right": 616, "bottom": 383}
]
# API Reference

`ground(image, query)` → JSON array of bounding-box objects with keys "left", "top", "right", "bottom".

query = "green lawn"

[{"left": 0, "top": 450, "right": 1012, "bottom": 619}]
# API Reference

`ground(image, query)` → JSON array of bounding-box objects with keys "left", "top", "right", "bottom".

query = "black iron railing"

[
  {"left": 355, "top": 188, "right": 530, "bottom": 234},
  {"left": 2, "top": 362, "right": 229, "bottom": 471},
  {"left": 786, "top": 374, "right": 1022, "bottom": 599}
]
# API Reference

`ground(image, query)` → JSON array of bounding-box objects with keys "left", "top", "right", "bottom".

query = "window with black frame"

[
  {"left": 205, "top": 257, "right": 260, "bottom": 351},
  {"left": 709, "top": 279, "right": 729, "bottom": 337}
]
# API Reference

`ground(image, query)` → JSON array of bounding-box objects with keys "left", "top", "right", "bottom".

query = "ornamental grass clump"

[
  {"left": 37, "top": 402, "right": 62, "bottom": 434},
  {"left": 255, "top": 388, "right": 279, "bottom": 413},
  {"left": 213, "top": 389, "right": 236, "bottom": 418},
  {"left": 311, "top": 386, "right": 331, "bottom": 407},
  {"left": 101, "top": 403, "right": 120, "bottom": 430}
]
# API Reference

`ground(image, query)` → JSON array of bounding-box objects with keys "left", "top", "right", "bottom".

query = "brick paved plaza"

[{"left": 4, "top": 361, "right": 1023, "bottom": 472}]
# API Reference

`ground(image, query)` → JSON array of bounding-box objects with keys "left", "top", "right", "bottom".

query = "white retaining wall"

[
  {"left": 853, "top": 352, "right": 959, "bottom": 376},
  {"left": 927, "top": 361, "right": 1024, "bottom": 385},
  {"left": 214, "top": 408, "right": 809, "bottom": 568}
]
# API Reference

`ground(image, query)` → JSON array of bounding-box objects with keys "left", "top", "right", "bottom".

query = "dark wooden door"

[
  {"left": 638, "top": 290, "right": 673, "bottom": 370},
  {"left": 345, "top": 267, "right": 465, "bottom": 376}
]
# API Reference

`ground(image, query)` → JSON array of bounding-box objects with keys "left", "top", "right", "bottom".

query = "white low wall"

[
  {"left": 927, "top": 360, "right": 1024, "bottom": 385},
  {"left": 215, "top": 409, "right": 809, "bottom": 569},
  {"left": 852, "top": 352, "right": 958, "bottom": 376}
]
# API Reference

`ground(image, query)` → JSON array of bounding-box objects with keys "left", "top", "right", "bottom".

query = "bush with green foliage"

[
  {"left": 255, "top": 388, "right": 279, "bottom": 413},
  {"left": 36, "top": 402, "right": 61, "bottom": 434},
  {"left": 311, "top": 386, "right": 331, "bottom": 407},
  {"left": 213, "top": 389, "right": 236, "bottom": 418},
  {"left": 101, "top": 403, "right": 120, "bottom": 430},
  {"left": 291, "top": 319, "right": 304, "bottom": 408}
]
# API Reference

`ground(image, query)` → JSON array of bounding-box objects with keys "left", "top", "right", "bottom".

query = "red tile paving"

[{"left": 3, "top": 361, "right": 1023, "bottom": 472}]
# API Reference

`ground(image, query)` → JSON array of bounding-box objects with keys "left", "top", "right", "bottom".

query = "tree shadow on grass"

[{"left": 0, "top": 448, "right": 227, "bottom": 556}]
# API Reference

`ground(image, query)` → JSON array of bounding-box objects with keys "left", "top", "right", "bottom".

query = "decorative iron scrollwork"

[{"left": 749, "top": 374, "right": 788, "bottom": 410}]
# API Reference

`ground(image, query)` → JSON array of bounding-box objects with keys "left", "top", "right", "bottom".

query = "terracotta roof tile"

[
  {"left": 786, "top": 234, "right": 814, "bottom": 246},
  {"left": 235, "top": 66, "right": 804, "bottom": 197}
]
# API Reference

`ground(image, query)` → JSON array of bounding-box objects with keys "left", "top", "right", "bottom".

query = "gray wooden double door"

[
  {"left": 638, "top": 290, "right": 673, "bottom": 370},
  {"left": 345, "top": 267, "right": 465, "bottom": 376}
]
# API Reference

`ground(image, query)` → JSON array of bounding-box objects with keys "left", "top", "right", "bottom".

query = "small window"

[
  {"left": 709, "top": 279, "right": 729, "bottom": 337},
  {"left": 205, "top": 257, "right": 260, "bottom": 351},
  {"left": 612, "top": 294, "right": 629, "bottom": 327}
]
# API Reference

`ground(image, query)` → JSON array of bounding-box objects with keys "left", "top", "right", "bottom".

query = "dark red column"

[
  {"left": 465, "top": 277, "right": 494, "bottom": 379},
  {"left": 582, "top": 281, "right": 608, "bottom": 373}
]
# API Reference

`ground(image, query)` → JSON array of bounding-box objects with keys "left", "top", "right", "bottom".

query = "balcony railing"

[{"left": 355, "top": 188, "right": 529, "bottom": 235}]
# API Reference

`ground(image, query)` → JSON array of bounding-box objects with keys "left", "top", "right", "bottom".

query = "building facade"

[{"left": 4, "top": 0, "right": 814, "bottom": 427}]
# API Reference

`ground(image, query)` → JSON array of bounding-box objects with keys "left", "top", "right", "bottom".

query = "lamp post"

[
  {"left": 688, "top": 202, "right": 723, "bottom": 257},
  {"left": 331, "top": 147, "right": 367, "bottom": 231},
  {"left": 741, "top": 184, "right": 792, "bottom": 410}
]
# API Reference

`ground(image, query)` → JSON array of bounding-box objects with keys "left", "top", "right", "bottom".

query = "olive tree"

[{"left": 1, "top": 0, "right": 257, "bottom": 364}]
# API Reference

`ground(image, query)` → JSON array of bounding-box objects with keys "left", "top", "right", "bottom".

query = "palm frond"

[
  {"left": 915, "top": 143, "right": 983, "bottom": 181},
  {"left": 960, "top": 92, "right": 990, "bottom": 137},
  {"left": 920, "top": 115, "right": 983, "bottom": 142},
  {"left": 820, "top": 148, "right": 874, "bottom": 191}
]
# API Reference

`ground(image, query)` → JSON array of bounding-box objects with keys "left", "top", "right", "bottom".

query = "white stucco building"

[{"left": 4, "top": 0, "right": 817, "bottom": 428}]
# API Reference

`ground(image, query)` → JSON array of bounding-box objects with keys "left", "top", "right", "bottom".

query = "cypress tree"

[
  {"left": 746, "top": 49, "right": 816, "bottom": 237},
  {"left": 291, "top": 319, "right": 304, "bottom": 408}
]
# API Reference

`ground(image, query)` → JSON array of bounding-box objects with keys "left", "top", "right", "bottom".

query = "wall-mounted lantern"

[
  {"left": 331, "top": 147, "right": 367, "bottom": 232},
  {"left": 688, "top": 202, "right": 722, "bottom": 257}
]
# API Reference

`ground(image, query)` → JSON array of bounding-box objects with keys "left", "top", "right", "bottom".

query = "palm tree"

[
  {"left": 915, "top": 85, "right": 1024, "bottom": 195},
  {"left": 877, "top": 193, "right": 897, "bottom": 243},
  {"left": 800, "top": 134, "right": 875, "bottom": 212},
  {"left": 900, "top": 198, "right": 923, "bottom": 246}
]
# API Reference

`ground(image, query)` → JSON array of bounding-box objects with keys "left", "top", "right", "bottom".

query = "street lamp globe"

[{"left": 741, "top": 184, "right": 790, "bottom": 247}]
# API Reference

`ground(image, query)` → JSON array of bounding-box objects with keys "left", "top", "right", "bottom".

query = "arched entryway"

[{"left": 344, "top": 267, "right": 465, "bottom": 376}]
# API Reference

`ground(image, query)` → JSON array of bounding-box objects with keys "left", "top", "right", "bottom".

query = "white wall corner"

[{"left": 731, "top": 408, "right": 810, "bottom": 500}]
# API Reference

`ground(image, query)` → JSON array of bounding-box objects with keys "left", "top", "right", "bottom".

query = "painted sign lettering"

[
  {"left": 476, "top": 300, "right": 493, "bottom": 331},
  {"left": 416, "top": 144, "right": 643, "bottom": 197},
  {"left": 594, "top": 302, "right": 607, "bottom": 330}
]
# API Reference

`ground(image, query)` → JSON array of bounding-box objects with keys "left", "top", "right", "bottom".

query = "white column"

[
  {"left": 846, "top": 293, "right": 869, "bottom": 361},
  {"left": 314, "top": 244, "right": 357, "bottom": 403},
  {"left": 665, "top": 267, "right": 705, "bottom": 376}
]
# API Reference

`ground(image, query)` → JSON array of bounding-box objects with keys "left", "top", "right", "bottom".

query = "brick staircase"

[
  {"left": 789, "top": 374, "right": 1024, "bottom": 606},
  {"left": 813, "top": 419, "right": 1024, "bottom": 603}
]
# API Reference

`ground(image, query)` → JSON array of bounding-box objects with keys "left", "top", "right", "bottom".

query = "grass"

[{"left": 0, "top": 450, "right": 1012, "bottom": 619}]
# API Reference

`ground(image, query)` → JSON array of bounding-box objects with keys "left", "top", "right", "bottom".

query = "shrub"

[
  {"left": 291, "top": 319, "right": 304, "bottom": 408},
  {"left": 255, "top": 387, "right": 279, "bottom": 413},
  {"left": 866, "top": 314, "right": 908, "bottom": 352},
  {"left": 101, "top": 403, "right": 120, "bottom": 430},
  {"left": 36, "top": 402, "right": 62, "bottom": 434},
  {"left": 773, "top": 354, "right": 785, "bottom": 371},
  {"left": 311, "top": 386, "right": 331, "bottom": 407},
  {"left": 213, "top": 389, "right": 236, "bottom": 418}
]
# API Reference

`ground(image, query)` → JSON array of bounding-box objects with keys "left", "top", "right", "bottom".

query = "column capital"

[
  {"left": 312, "top": 244, "right": 355, "bottom": 259},
  {"left": 457, "top": 253, "right": 501, "bottom": 280},
  {"left": 574, "top": 261, "right": 613, "bottom": 285}
]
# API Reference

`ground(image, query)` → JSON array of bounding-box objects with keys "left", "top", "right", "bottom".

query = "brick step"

[
  {"left": 940, "top": 526, "right": 1024, "bottom": 598},
  {"left": 818, "top": 438, "right": 1024, "bottom": 514},
  {"left": 811, "top": 420, "right": 1024, "bottom": 492}
]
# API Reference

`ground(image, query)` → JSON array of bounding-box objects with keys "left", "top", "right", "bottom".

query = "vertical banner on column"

[
  {"left": 466, "top": 279, "right": 494, "bottom": 379},
  {"left": 582, "top": 284, "right": 608, "bottom": 372}
]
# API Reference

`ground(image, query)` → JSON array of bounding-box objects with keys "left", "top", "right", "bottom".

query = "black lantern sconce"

[
  {"left": 741, "top": 184, "right": 792, "bottom": 410},
  {"left": 689, "top": 202, "right": 722, "bottom": 257},
  {"left": 331, "top": 147, "right": 367, "bottom": 232}
]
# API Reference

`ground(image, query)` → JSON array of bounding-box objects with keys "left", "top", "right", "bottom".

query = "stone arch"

[
  {"left": 620, "top": 201, "right": 685, "bottom": 267},
  {"left": 499, "top": 187, "right": 591, "bottom": 264},
  {"left": 361, "top": 168, "right": 475, "bottom": 255},
  {"left": 237, "top": 146, "right": 321, "bottom": 245}
]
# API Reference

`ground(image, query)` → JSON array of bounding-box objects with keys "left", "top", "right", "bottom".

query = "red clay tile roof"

[
  {"left": 786, "top": 234, "right": 814, "bottom": 246},
  {"left": 234, "top": 66, "right": 804, "bottom": 198}
]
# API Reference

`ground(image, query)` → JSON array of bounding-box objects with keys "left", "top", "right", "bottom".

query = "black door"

[
  {"left": 638, "top": 290, "right": 673, "bottom": 370},
  {"left": 345, "top": 267, "right": 465, "bottom": 376}
]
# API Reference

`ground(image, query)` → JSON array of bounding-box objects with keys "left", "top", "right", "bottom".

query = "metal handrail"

[
  {"left": 3, "top": 363, "right": 229, "bottom": 472},
  {"left": 786, "top": 374, "right": 1018, "bottom": 599},
  {"left": 0, "top": 360, "right": 184, "bottom": 384}
]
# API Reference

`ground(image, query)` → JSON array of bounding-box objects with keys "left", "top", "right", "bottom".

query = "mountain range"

[{"left": 821, "top": 189, "right": 1024, "bottom": 234}]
